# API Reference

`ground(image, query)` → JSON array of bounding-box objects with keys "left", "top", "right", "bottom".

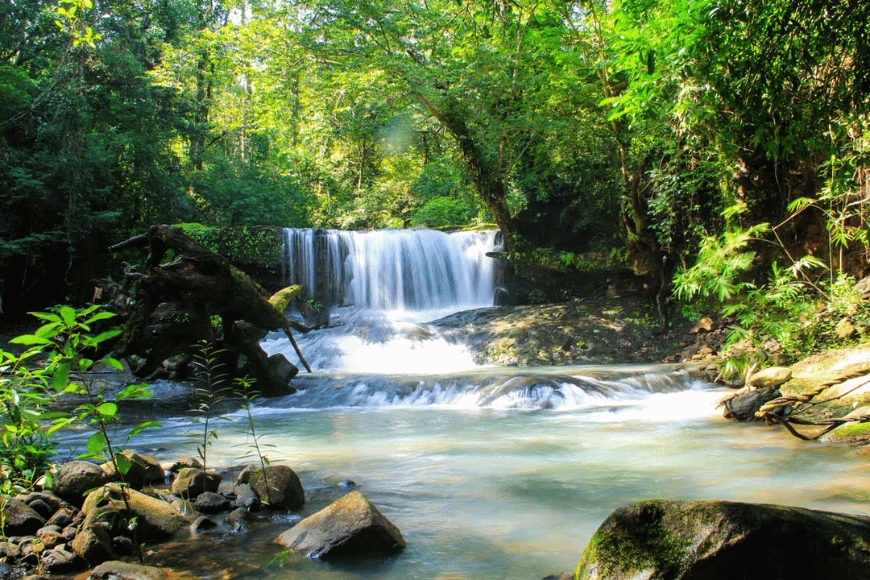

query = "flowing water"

[{"left": 61, "top": 229, "right": 870, "bottom": 579}]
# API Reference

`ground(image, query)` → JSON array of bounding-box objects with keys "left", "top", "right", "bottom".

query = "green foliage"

[
  {"left": 191, "top": 342, "right": 230, "bottom": 474},
  {"left": 411, "top": 197, "right": 474, "bottom": 229},
  {"left": 0, "top": 306, "right": 158, "bottom": 493},
  {"left": 233, "top": 376, "right": 271, "bottom": 503}
]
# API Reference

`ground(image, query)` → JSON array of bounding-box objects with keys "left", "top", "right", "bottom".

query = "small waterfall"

[{"left": 281, "top": 228, "right": 500, "bottom": 314}]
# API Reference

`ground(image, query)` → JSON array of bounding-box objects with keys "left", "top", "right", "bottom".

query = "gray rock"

[
  {"left": 194, "top": 491, "right": 231, "bottom": 514},
  {"left": 275, "top": 491, "right": 405, "bottom": 559},
  {"left": 249, "top": 465, "right": 304, "bottom": 510},
  {"left": 227, "top": 507, "right": 257, "bottom": 531},
  {"left": 574, "top": 500, "right": 870, "bottom": 580},
  {"left": 41, "top": 547, "right": 82, "bottom": 573},
  {"left": 232, "top": 483, "right": 260, "bottom": 509},
  {"left": 171, "top": 468, "right": 221, "bottom": 499},
  {"left": 52, "top": 461, "right": 112, "bottom": 506},
  {"left": 0, "top": 498, "right": 46, "bottom": 536}
]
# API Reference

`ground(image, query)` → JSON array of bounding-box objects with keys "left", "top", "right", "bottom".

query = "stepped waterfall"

[{"left": 280, "top": 228, "right": 501, "bottom": 315}]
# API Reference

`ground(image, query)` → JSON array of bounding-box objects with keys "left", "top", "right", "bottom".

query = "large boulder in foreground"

[
  {"left": 575, "top": 500, "right": 870, "bottom": 580},
  {"left": 274, "top": 491, "right": 405, "bottom": 559}
]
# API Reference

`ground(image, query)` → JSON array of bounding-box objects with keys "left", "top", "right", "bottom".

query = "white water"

[{"left": 58, "top": 228, "right": 870, "bottom": 579}]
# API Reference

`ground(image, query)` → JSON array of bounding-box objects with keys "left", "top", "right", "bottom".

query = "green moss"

[
  {"left": 824, "top": 421, "right": 870, "bottom": 443},
  {"left": 174, "top": 223, "right": 282, "bottom": 264},
  {"left": 576, "top": 501, "right": 691, "bottom": 579}
]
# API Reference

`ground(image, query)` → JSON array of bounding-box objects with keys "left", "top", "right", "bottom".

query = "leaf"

[
  {"left": 84, "top": 311, "right": 116, "bottom": 325},
  {"left": 9, "top": 335, "right": 52, "bottom": 346},
  {"left": 86, "top": 432, "right": 106, "bottom": 458},
  {"left": 96, "top": 402, "right": 118, "bottom": 419},
  {"left": 115, "top": 453, "right": 132, "bottom": 475},
  {"left": 30, "top": 312, "right": 62, "bottom": 323},
  {"left": 52, "top": 363, "right": 70, "bottom": 391},
  {"left": 128, "top": 421, "right": 161, "bottom": 438},
  {"left": 59, "top": 306, "right": 77, "bottom": 328},
  {"left": 99, "top": 357, "right": 125, "bottom": 371}
]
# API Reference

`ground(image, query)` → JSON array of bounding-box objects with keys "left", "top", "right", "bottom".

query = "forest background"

[{"left": 2, "top": 0, "right": 869, "bottom": 363}]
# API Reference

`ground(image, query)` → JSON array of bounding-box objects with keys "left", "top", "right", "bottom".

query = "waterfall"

[{"left": 281, "top": 228, "right": 500, "bottom": 314}]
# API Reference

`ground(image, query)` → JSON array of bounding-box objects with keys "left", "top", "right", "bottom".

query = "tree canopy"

[{"left": 1, "top": 0, "right": 868, "bottom": 322}]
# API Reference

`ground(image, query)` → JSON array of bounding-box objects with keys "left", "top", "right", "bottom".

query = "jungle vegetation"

[{"left": 1, "top": 0, "right": 869, "bottom": 360}]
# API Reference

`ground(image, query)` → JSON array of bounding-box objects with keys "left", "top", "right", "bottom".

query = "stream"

[{"left": 58, "top": 228, "right": 870, "bottom": 580}]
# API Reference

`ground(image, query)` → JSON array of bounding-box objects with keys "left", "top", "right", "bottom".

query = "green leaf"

[
  {"left": 52, "top": 363, "right": 70, "bottom": 391},
  {"left": 84, "top": 311, "right": 116, "bottom": 325},
  {"left": 99, "top": 357, "right": 125, "bottom": 371},
  {"left": 59, "top": 306, "right": 77, "bottom": 328},
  {"left": 115, "top": 453, "right": 132, "bottom": 475},
  {"left": 9, "top": 335, "right": 52, "bottom": 346},
  {"left": 96, "top": 402, "right": 118, "bottom": 419},
  {"left": 86, "top": 432, "right": 106, "bottom": 458},
  {"left": 128, "top": 421, "right": 161, "bottom": 438}
]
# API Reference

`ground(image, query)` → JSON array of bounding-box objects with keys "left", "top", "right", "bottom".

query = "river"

[{"left": 58, "top": 228, "right": 870, "bottom": 580}]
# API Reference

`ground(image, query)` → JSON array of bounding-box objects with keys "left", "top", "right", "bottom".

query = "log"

[{"left": 111, "top": 225, "right": 311, "bottom": 388}]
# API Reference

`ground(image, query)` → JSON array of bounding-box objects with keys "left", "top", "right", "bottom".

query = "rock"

[
  {"left": 82, "top": 484, "right": 187, "bottom": 541},
  {"left": 119, "top": 450, "right": 166, "bottom": 483},
  {"left": 721, "top": 387, "right": 781, "bottom": 421},
  {"left": 36, "top": 528, "right": 65, "bottom": 550},
  {"left": 746, "top": 366, "right": 792, "bottom": 388},
  {"left": 45, "top": 507, "right": 75, "bottom": 529},
  {"left": 0, "top": 541, "right": 20, "bottom": 560},
  {"left": 194, "top": 492, "right": 231, "bottom": 514},
  {"left": 232, "top": 484, "right": 260, "bottom": 509},
  {"left": 690, "top": 317, "right": 714, "bottom": 333},
  {"left": 71, "top": 518, "right": 116, "bottom": 565},
  {"left": 574, "top": 500, "right": 870, "bottom": 580},
  {"left": 249, "top": 465, "right": 304, "bottom": 510},
  {"left": 51, "top": 461, "right": 112, "bottom": 506},
  {"left": 165, "top": 457, "right": 203, "bottom": 473},
  {"left": 41, "top": 547, "right": 82, "bottom": 573},
  {"left": 100, "top": 457, "right": 147, "bottom": 490},
  {"left": 821, "top": 406, "right": 870, "bottom": 443},
  {"left": 26, "top": 499, "right": 55, "bottom": 521},
  {"left": 274, "top": 491, "right": 405, "bottom": 559},
  {"left": 90, "top": 560, "right": 168, "bottom": 580},
  {"left": 171, "top": 468, "right": 221, "bottom": 499},
  {"left": 0, "top": 498, "right": 46, "bottom": 536},
  {"left": 190, "top": 515, "right": 218, "bottom": 533},
  {"left": 269, "top": 353, "right": 299, "bottom": 384},
  {"left": 837, "top": 318, "right": 858, "bottom": 340},
  {"left": 227, "top": 507, "right": 257, "bottom": 531}
]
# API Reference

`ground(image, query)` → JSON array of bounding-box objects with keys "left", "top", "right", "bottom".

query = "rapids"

[{"left": 57, "top": 228, "right": 870, "bottom": 579}]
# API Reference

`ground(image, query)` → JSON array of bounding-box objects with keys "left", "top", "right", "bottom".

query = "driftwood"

[
  {"left": 756, "top": 375, "right": 870, "bottom": 440},
  {"left": 109, "top": 225, "right": 310, "bottom": 395}
]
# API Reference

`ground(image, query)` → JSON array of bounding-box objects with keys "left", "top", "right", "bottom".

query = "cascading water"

[
  {"left": 54, "top": 227, "right": 870, "bottom": 580},
  {"left": 280, "top": 228, "right": 499, "bottom": 314},
  {"left": 268, "top": 228, "right": 502, "bottom": 372}
]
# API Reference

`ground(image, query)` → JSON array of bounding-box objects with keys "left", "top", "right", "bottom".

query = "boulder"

[
  {"left": 194, "top": 492, "right": 231, "bottom": 514},
  {"left": 232, "top": 483, "right": 260, "bottom": 510},
  {"left": 51, "top": 461, "right": 112, "bottom": 506},
  {"left": 89, "top": 560, "right": 168, "bottom": 580},
  {"left": 274, "top": 491, "right": 405, "bottom": 559},
  {"left": 574, "top": 500, "right": 870, "bottom": 580},
  {"left": 101, "top": 451, "right": 165, "bottom": 489},
  {"left": 248, "top": 465, "right": 304, "bottom": 510},
  {"left": 746, "top": 366, "right": 792, "bottom": 388},
  {"left": 0, "top": 497, "right": 46, "bottom": 536},
  {"left": 171, "top": 468, "right": 221, "bottom": 499},
  {"left": 71, "top": 515, "right": 116, "bottom": 565},
  {"left": 81, "top": 484, "right": 187, "bottom": 541}
]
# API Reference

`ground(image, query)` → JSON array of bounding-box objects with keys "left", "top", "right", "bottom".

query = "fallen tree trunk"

[{"left": 109, "top": 225, "right": 311, "bottom": 396}]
